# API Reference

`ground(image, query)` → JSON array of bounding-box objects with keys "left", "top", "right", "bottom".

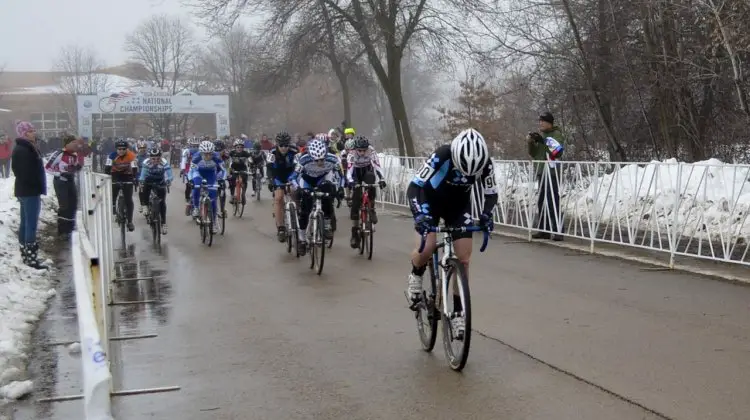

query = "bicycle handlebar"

[
  {"left": 418, "top": 225, "right": 490, "bottom": 254},
  {"left": 353, "top": 182, "right": 379, "bottom": 188}
]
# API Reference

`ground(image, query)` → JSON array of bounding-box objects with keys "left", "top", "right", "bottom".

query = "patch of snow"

[
  {"left": 67, "top": 341, "right": 81, "bottom": 355},
  {"left": 1, "top": 74, "right": 138, "bottom": 95},
  {"left": 0, "top": 174, "right": 57, "bottom": 406}
]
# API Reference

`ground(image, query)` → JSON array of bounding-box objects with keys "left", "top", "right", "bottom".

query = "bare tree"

[
  {"left": 53, "top": 45, "right": 113, "bottom": 133},
  {"left": 125, "top": 14, "right": 196, "bottom": 138}
]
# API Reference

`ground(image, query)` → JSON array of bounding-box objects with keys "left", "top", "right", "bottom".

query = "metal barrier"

[
  {"left": 40, "top": 168, "right": 180, "bottom": 417},
  {"left": 378, "top": 155, "right": 750, "bottom": 267}
]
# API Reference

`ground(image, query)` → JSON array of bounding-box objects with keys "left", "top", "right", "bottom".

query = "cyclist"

[
  {"left": 405, "top": 128, "right": 498, "bottom": 310},
  {"left": 135, "top": 140, "right": 149, "bottom": 173},
  {"left": 340, "top": 137, "right": 356, "bottom": 202},
  {"left": 292, "top": 138, "right": 345, "bottom": 254},
  {"left": 227, "top": 139, "right": 251, "bottom": 205},
  {"left": 346, "top": 135, "right": 386, "bottom": 248},
  {"left": 266, "top": 131, "right": 299, "bottom": 242},
  {"left": 138, "top": 148, "right": 173, "bottom": 234},
  {"left": 181, "top": 137, "right": 201, "bottom": 212},
  {"left": 326, "top": 129, "right": 340, "bottom": 154},
  {"left": 189, "top": 141, "right": 226, "bottom": 233},
  {"left": 104, "top": 139, "right": 139, "bottom": 232},
  {"left": 248, "top": 142, "right": 266, "bottom": 196}
]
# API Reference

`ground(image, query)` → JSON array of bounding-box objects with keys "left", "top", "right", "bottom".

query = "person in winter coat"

[
  {"left": 527, "top": 111, "right": 565, "bottom": 241},
  {"left": 0, "top": 135, "right": 12, "bottom": 178},
  {"left": 11, "top": 121, "right": 48, "bottom": 269},
  {"left": 46, "top": 134, "right": 85, "bottom": 237}
]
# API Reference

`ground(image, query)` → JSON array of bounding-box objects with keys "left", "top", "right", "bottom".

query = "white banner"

[{"left": 76, "top": 90, "right": 231, "bottom": 138}]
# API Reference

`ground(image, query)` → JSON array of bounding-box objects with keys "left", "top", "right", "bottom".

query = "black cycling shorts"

[{"left": 411, "top": 197, "right": 474, "bottom": 240}]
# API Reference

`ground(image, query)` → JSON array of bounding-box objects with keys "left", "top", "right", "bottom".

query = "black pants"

[
  {"left": 298, "top": 181, "right": 335, "bottom": 230},
  {"left": 53, "top": 177, "right": 77, "bottom": 235},
  {"left": 184, "top": 180, "right": 193, "bottom": 202},
  {"left": 139, "top": 183, "right": 167, "bottom": 224},
  {"left": 536, "top": 170, "right": 560, "bottom": 233},
  {"left": 350, "top": 169, "right": 377, "bottom": 220},
  {"left": 112, "top": 182, "right": 135, "bottom": 223},
  {"left": 228, "top": 172, "right": 248, "bottom": 201}
]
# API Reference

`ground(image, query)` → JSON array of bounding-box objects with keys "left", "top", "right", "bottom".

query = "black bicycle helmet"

[
  {"left": 275, "top": 131, "right": 291, "bottom": 146},
  {"left": 115, "top": 139, "right": 128, "bottom": 149},
  {"left": 353, "top": 135, "right": 370, "bottom": 150},
  {"left": 148, "top": 147, "right": 161, "bottom": 157},
  {"left": 253, "top": 142, "right": 261, "bottom": 151}
]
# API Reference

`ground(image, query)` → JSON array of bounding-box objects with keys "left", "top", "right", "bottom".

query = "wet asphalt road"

[{"left": 9, "top": 186, "right": 750, "bottom": 420}]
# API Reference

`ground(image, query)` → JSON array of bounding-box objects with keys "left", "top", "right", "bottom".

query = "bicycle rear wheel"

[
  {"left": 314, "top": 212, "right": 325, "bottom": 275},
  {"left": 417, "top": 258, "right": 439, "bottom": 352},
  {"left": 218, "top": 207, "right": 226, "bottom": 235},
  {"left": 442, "top": 258, "right": 472, "bottom": 371}
]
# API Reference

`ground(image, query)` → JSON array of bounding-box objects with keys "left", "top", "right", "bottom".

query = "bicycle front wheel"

[
  {"left": 117, "top": 196, "right": 126, "bottom": 248},
  {"left": 417, "top": 258, "right": 439, "bottom": 352},
  {"left": 314, "top": 212, "right": 325, "bottom": 275},
  {"left": 442, "top": 258, "right": 472, "bottom": 371},
  {"left": 365, "top": 211, "right": 374, "bottom": 260},
  {"left": 151, "top": 202, "right": 161, "bottom": 245}
]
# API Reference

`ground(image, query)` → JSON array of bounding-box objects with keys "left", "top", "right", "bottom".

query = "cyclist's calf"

[{"left": 411, "top": 232, "right": 437, "bottom": 266}]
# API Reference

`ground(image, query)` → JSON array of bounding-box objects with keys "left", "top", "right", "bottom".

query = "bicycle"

[
  {"left": 144, "top": 183, "right": 169, "bottom": 245},
  {"left": 281, "top": 183, "right": 300, "bottom": 257},
  {"left": 250, "top": 166, "right": 263, "bottom": 201},
  {"left": 231, "top": 170, "right": 248, "bottom": 218},
  {"left": 217, "top": 180, "right": 227, "bottom": 235},
  {"left": 112, "top": 181, "right": 133, "bottom": 249},
  {"left": 412, "top": 224, "right": 490, "bottom": 371},
  {"left": 305, "top": 188, "right": 330, "bottom": 275},
  {"left": 197, "top": 180, "right": 215, "bottom": 246},
  {"left": 353, "top": 182, "right": 378, "bottom": 259}
]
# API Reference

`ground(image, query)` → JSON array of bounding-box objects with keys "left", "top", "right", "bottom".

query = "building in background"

[{"left": 0, "top": 65, "right": 220, "bottom": 139}]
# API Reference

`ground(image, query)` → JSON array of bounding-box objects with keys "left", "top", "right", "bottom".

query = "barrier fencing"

[
  {"left": 40, "top": 168, "right": 179, "bottom": 419},
  {"left": 378, "top": 156, "right": 750, "bottom": 268}
]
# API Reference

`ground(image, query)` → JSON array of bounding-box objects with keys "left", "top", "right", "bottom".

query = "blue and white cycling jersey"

[
  {"left": 189, "top": 151, "right": 226, "bottom": 185},
  {"left": 292, "top": 152, "right": 345, "bottom": 189},
  {"left": 139, "top": 158, "right": 174, "bottom": 185}
]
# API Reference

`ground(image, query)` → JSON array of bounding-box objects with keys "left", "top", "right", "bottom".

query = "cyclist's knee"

[{"left": 453, "top": 238, "right": 473, "bottom": 266}]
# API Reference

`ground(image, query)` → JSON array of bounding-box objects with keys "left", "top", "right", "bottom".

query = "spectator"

[
  {"left": 161, "top": 138, "right": 171, "bottom": 166},
  {"left": 46, "top": 133, "right": 85, "bottom": 237},
  {"left": 527, "top": 112, "right": 565, "bottom": 241},
  {"left": 259, "top": 134, "right": 273, "bottom": 151},
  {"left": 0, "top": 135, "right": 12, "bottom": 178},
  {"left": 11, "top": 121, "right": 48, "bottom": 269}
]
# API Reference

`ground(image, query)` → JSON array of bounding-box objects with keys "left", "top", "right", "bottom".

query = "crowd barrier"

[
  {"left": 46, "top": 167, "right": 178, "bottom": 418},
  {"left": 378, "top": 156, "right": 750, "bottom": 268}
]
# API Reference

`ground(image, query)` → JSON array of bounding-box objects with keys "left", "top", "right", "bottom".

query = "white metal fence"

[{"left": 378, "top": 156, "right": 750, "bottom": 267}]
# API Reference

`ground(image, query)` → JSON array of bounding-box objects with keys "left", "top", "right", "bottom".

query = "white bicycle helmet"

[
  {"left": 199, "top": 140, "right": 215, "bottom": 154},
  {"left": 233, "top": 139, "right": 244, "bottom": 147},
  {"left": 308, "top": 139, "right": 327, "bottom": 159},
  {"left": 450, "top": 128, "right": 489, "bottom": 176},
  {"left": 345, "top": 138, "right": 355, "bottom": 150},
  {"left": 327, "top": 128, "right": 337, "bottom": 137},
  {"left": 136, "top": 140, "right": 147, "bottom": 149}
]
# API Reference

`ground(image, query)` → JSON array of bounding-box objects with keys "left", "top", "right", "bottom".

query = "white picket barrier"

[
  {"left": 377, "top": 155, "right": 750, "bottom": 267},
  {"left": 71, "top": 231, "right": 114, "bottom": 420}
]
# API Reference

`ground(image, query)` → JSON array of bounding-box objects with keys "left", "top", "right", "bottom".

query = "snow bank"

[{"left": 0, "top": 175, "right": 57, "bottom": 404}]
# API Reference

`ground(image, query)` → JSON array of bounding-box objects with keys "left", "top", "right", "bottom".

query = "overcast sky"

[{"left": 0, "top": 0, "right": 216, "bottom": 71}]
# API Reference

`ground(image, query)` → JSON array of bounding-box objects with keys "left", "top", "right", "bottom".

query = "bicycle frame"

[
  {"left": 234, "top": 171, "right": 248, "bottom": 200},
  {"left": 354, "top": 182, "right": 378, "bottom": 220},
  {"left": 419, "top": 226, "right": 489, "bottom": 317}
]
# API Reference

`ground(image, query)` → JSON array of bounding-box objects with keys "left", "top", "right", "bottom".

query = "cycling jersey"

[
  {"left": 407, "top": 145, "right": 498, "bottom": 234},
  {"left": 181, "top": 147, "right": 198, "bottom": 174},
  {"left": 139, "top": 158, "right": 174, "bottom": 185},
  {"left": 293, "top": 152, "right": 345, "bottom": 189},
  {"left": 228, "top": 150, "right": 251, "bottom": 172},
  {"left": 189, "top": 152, "right": 226, "bottom": 183},
  {"left": 105, "top": 150, "right": 138, "bottom": 181},
  {"left": 266, "top": 146, "right": 298, "bottom": 185},
  {"left": 346, "top": 146, "right": 384, "bottom": 184},
  {"left": 248, "top": 150, "right": 266, "bottom": 168}
]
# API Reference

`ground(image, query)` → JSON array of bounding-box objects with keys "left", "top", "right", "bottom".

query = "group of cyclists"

[{"left": 104, "top": 124, "right": 499, "bottom": 332}]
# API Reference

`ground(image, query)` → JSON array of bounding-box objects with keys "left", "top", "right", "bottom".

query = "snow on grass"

[{"left": 0, "top": 175, "right": 57, "bottom": 404}]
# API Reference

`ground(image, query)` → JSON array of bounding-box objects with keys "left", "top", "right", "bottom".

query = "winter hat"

[
  {"left": 15, "top": 120, "right": 35, "bottom": 138},
  {"left": 62, "top": 133, "right": 77, "bottom": 146},
  {"left": 539, "top": 112, "right": 554, "bottom": 124}
]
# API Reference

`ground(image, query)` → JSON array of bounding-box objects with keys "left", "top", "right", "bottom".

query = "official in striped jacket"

[{"left": 45, "top": 134, "right": 85, "bottom": 237}]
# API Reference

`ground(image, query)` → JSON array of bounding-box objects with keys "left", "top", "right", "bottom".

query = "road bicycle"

[
  {"left": 305, "top": 188, "right": 331, "bottom": 275},
  {"left": 112, "top": 181, "right": 133, "bottom": 249},
  {"left": 353, "top": 182, "right": 378, "bottom": 259},
  {"left": 250, "top": 166, "right": 263, "bottom": 201},
  {"left": 411, "top": 224, "right": 489, "bottom": 371},
  {"left": 231, "top": 170, "right": 249, "bottom": 217},
  {"left": 280, "top": 183, "right": 300, "bottom": 257},
  {"left": 217, "top": 180, "right": 227, "bottom": 235},
  {"left": 144, "top": 184, "right": 169, "bottom": 245},
  {"left": 197, "top": 180, "right": 215, "bottom": 246}
]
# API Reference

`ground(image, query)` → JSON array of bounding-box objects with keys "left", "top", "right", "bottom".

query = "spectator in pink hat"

[{"left": 11, "top": 120, "right": 48, "bottom": 269}]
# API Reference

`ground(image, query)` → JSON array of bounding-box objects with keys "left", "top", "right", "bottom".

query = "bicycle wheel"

[
  {"left": 117, "top": 195, "right": 126, "bottom": 248},
  {"left": 327, "top": 211, "right": 335, "bottom": 248},
  {"left": 207, "top": 208, "right": 215, "bottom": 247},
  {"left": 200, "top": 199, "right": 209, "bottom": 244},
  {"left": 365, "top": 209, "right": 374, "bottom": 260},
  {"left": 232, "top": 184, "right": 240, "bottom": 217},
  {"left": 256, "top": 176, "right": 261, "bottom": 201},
  {"left": 286, "top": 204, "right": 294, "bottom": 254},
  {"left": 219, "top": 206, "right": 226, "bottom": 235},
  {"left": 151, "top": 203, "right": 161, "bottom": 245},
  {"left": 314, "top": 212, "right": 326, "bottom": 275},
  {"left": 442, "top": 258, "right": 472, "bottom": 371},
  {"left": 417, "top": 257, "right": 439, "bottom": 352},
  {"left": 358, "top": 209, "right": 367, "bottom": 255}
]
